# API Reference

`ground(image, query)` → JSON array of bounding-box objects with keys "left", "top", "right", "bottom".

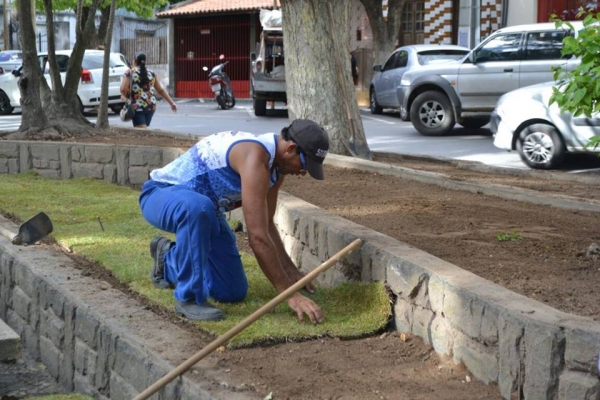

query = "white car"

[
  {"left": 491, "top": 81, "right": 600, "bottom": 169},
  {"left": 0, "top": 50, "right": 129, "bottom": 115}
]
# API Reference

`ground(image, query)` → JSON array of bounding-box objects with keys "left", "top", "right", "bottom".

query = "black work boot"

[
  {"left": 175, "top": 299, "right": 225, "bottom": 321},
  {"left": 150, "top": 236, "right": 175, "bottom": 289}
]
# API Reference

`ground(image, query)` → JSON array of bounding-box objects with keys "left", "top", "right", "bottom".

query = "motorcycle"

[{"left": 203, "top": 54, "right": 235, "bottom": 110}]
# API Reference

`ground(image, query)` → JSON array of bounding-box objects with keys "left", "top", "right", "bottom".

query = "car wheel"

[
  {"left": 460, "top": 117, "right": 490, "bottom": 130},
  {"left": 110, "top": 104, "right": 123, "bottom": 114},
  {"left": 370, "top": 88, "right": 382, "bottom": 115},
  {"left": 516, "top": 123, "right": 566, "bottom": 169},
  {"left": 254, "top": 98, "right": 267, "bottom": 116},
  {"left": 0, "top": 90, "right": 14, "bottom": 115},
  {"left": 410, "top": 91, "right": 455, "bottom": 136}
]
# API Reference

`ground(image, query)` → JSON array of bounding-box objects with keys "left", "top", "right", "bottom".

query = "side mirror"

[
  {"left": 373, "top": 65, "right": 382, "bottom": 72},
  {"left": 12, "top": 68, "right": 21, "bottom": 77},
  {"left": 202, "top": 66, "right": 208, "bottom": 71},
  {"left": 250, "top": 53, "right": 257, "bottom": 62}
]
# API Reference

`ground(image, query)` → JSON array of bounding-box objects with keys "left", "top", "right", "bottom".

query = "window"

[
  {"left": 82, "top": 53, "right": 128, "bottom": 70},
  {"left": 56, "top": 55, "right": 69, "bottom": 72},
  {"left": 383, "top": 53, "right": 399, "bottom": 71},
  {"left": 395, "top": 51, "right": 409, "bottom": 68},
  {"left": 475, "top": 33, "right": 522, "bottom": 62},
  {"left": 417, "top": 50, "right": 470, "bottom": 65},
  {"left": 402, "top": 1, "right": 425, "bottom": 32},
  {"left": 524, "top": 31, "right": 567, "bottom": 60}
]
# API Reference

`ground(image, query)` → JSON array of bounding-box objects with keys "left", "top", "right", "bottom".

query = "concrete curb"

[{"left": 325, "top": 154, "right": 600, "bottom": 213}]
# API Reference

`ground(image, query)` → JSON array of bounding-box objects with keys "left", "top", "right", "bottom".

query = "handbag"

[{"left": 120, "top": 70, "right": 135, "bottom": 122}]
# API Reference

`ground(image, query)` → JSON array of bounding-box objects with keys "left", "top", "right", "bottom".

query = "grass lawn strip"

[{"left": 0, "top": 173, "right": 390, "bottom": 347}]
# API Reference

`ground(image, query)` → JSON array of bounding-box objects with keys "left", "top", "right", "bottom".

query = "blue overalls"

[{"left": 139, "top": 131, "right": 280, "bottom": 305}]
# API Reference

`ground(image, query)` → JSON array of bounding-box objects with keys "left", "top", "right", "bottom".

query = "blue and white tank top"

[{"left": 150, "top": 131, "right": 280, "bottom": 213}]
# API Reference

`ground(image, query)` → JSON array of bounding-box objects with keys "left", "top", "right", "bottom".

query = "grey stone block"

[
  {"left": 60, "top": 146, "right": 72, "bottom": 179},
  {"left": 85, "top": 147, "right": 114, "bottom": 163},
  {"left": 0, "top": 317, "right": 21, "bottom": 361},
  {"left": 6, "top": 309, "right": 24, "bottom": 337},
  {"left": 40, "top": 335, "right": 61, "bottom": 378},
  {"left": 72, "top": 146, "right": 84, "bottom": 162},
  {"left": 565, "top": 327, "right": 600, "bottom": 374},
  {"left": 12, "top": 286, "right": 31, "bottom": 323},
  {"left": 427, "top": 274, "right": 445, "bottom": 313},
  {"left": 453, "top": 331, "right": 499, "bottom": 384},
  {"left": 14, "top": 262, "right": 36, "bottom": 301},
  {"left": 43, "top": 309, "right": 65, "bottom": 349},
  {"left": 19, "top": 144, "right": 31, "bottom": 173},
  {"left": 8, "top": 158, "right": 19, "bottom": 173},
  {"left": 129, "top": 148, "right": 161, "bottom": 166},
  {"left": 36, "top": 168, "right": 61, "bottom": 179},
  {"left": 523, "top": 322, "right": 564, "bottom": 400},
  {"left": 0, "top": 158, "right": 8, "bottom": 173},
  {"left": 74, "top": 372, "right": 97, "bottom": 397},
  {"left": 116, "top": 148, "right": 129, "bottom": 185},
  {"left": 95, "top": 327, "right": 116, "bottom": 390},
  {"left": 393, "top": 297, "right": 413, "bottom": 333},
  {"left": 128, "top": 166, "right": 150, "bottom": 184},
  {"left": 430, "top": 314, "right": 454, "bottom": 356},
  {"left": 103, "top": 164, "right": 116, "bottom": 183},
  {"left": 74, "top": 312, "right": 99, "bottom": 348},
  {"left": 31, "top": 143, "right": 60, "bottom": 160},
  {"left": 110, "top": 370, "right": 140, "bottom": 400},
  {"left": 443, "top": 287, "right": 494, "bottom": 341},
  {"left": 72, "top": 163, "right": 104, "bottom": 179},
  {"left": 74, "top": 337, "right": 88, "bottom": 374},
  {"left": 558, "top": 371, "right": 599, "bottom": 400},
  {"left": 497, "top": 314, "right": 525, "bottom": 400},
  {"left": 412, "top": 306, "right": 434, "bottom": 346},
  {"left": 0, "top": 142, "right": 18, "bottom": 157},
  {"left": 113, "top": 338, "right": 146, "bottom": 385}
]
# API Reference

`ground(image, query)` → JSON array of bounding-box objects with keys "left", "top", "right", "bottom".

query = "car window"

[
  {"left": 524, "top": 31, "right": 567, "bottom": 60},
  {"left": 382, "top": 52, "right": 399, "bottom": 71},
  {"left": 0, "top": 52, "right": 20, "bottom": 61},
  {"left": 56, "top": 55, "right": 69, "bottom": 73},
  {"left": 475, "top": 33, "right": 522, "bottom": 62},
  {"left": 417, "top": 50, "right": 469, "bottom": 65},
  {"left": 82, "top": 53, "right": 128, "bottom": 70},
  {"left": 395, "top": 51, "right": 409, "bottom": 69}
]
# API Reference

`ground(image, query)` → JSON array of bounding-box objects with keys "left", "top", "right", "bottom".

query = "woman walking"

[{"left": 120, "top": 52, "right": 177, "bottom": 128}]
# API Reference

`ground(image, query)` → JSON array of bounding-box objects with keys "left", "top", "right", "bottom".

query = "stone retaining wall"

[
  {"left": 1, "top": 140, "right": 600, "bottom": 399},
  {"left": 0, "top": 141, "right": 185, "bottom": 185}
]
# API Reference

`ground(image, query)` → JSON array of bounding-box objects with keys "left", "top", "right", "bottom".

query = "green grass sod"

[{"left": 0, "top": 173, "right": 391, "bottom": 347}]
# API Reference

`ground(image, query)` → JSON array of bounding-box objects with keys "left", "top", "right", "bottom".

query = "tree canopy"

[{"left": 37, "top": 0, "right": 167, "bottom": 19}]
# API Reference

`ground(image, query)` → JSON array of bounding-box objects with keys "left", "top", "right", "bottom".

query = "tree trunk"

[
  {"left": 41, "top": 0, "right": 101, "bottom": 136},
  {"left": 360, "top": 0, "right": 405, "bottom": 65},
  {"left": 96, "top": 0, "right": 116, "bottom": 129},
  {"left": 13, "top": 0, "right": 53, "bottom": 138},
  {"left": 280, "top": 0, "right": 371, "bottom": 159}
]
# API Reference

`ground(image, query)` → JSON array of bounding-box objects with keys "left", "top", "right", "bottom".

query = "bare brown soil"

[{"left": 6, "top": 128, "right": 600, "bottom": 399}]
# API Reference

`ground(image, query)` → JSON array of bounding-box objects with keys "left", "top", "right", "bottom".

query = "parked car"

[
  {"left": 0, "top": 50, "right": 22, "bottom": 74},
  {"left": 369, "top": 44, "right": 470, "bottom": 114},
  {"left": 0, "top": 50, "right": 129, "bottom": 115},
  {"left": 397, "top": 22, "right": 584, "bottom": 136},
  {"left": 491, "top": 80, "right": 600, "bottom": 169}
]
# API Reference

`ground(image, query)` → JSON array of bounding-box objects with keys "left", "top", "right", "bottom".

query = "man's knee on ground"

[{"left": 210, "top": 284, "right": 248, "bottom": 303}]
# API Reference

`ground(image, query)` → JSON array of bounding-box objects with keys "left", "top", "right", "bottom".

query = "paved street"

[{"left": 4, "top": 99, "right": 600, "bottom": 174}]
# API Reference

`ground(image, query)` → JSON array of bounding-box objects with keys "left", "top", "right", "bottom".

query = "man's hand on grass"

[
  {"left": 287, "top": 269, "right": 316, "bottom": 293},
  {"left": 287, "top": 292, "right": 323, "bottom": 324}
]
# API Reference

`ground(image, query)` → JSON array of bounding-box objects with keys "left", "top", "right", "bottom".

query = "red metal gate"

[{"left": 174, "top": 14, "right": 254, "bottom": 98}]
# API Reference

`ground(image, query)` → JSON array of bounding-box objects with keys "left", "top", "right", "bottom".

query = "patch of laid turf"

[{"left": 0, "top": 173, "right": 391, "bottom": 347}]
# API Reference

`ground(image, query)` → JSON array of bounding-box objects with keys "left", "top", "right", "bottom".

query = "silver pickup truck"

[
  {"left": 250, "top": 27, "right": 286, "bottom": 116},
  {"left": 396, "top": 22, "right": 582, "bottom": 136}
]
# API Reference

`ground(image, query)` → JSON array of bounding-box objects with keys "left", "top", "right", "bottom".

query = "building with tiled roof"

[{"left": 157, "top": 0, "right": 280, "bottom": 18}]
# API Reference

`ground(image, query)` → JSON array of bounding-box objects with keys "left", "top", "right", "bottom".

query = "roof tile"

[{"left": 157, "top": 0, "right": 280, "bottom": 17}]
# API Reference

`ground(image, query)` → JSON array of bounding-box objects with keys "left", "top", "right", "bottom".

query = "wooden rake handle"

[{"left": 133, "top": 238, "right": 363, "bottom": 400}]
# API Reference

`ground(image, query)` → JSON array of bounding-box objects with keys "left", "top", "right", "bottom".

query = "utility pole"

[{"left": 2, "top": 0, "right": 7, "bottom": 50}]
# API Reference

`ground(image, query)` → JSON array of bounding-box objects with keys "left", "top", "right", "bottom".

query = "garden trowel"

[{"left": 0, "top": 212, "right": 53, "bottom": 245}]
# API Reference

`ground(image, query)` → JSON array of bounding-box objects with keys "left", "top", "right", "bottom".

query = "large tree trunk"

[
  {"left": 280, "top": 0, "right": 371, "bottom": 159},
  {"left": 360, "top": 0, "right": 405, "bottom": 65},
  {"left": 41, "top": 0, "right": 101, "bottom": 136},
  {"left": 96, "top": 0, "right": 116, "bottom": 129},
  {"left": 80, "top": 5, "right": 111, "bottom": 49},
  {"left": 11, "top": 0, "right": 54, "bottom": 138}
]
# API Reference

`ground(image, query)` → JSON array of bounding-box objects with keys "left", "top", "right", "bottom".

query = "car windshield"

[
  {"left": 0, "top": 52, "right": 21, "bottom": 61},
  {"left": 82, "top": 53, "right": 127, "bottom": 70},
  {"left": 417, "top": 50, "right": 468, "bottom": 65}
]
